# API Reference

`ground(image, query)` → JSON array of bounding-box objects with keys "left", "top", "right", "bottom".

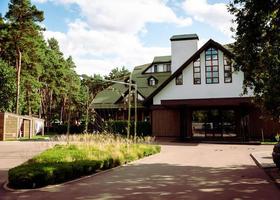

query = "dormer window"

[
  {"left": 205, "top": 48, "right": 219, "bottom": 84},
  {"left": 144, "top": 63, "right": 171, "bottom": 74},
  {"left": 176, "top": 73, "right": 183, "bottom": 85},
  {"left": 148, "top": 77, "right": 157, "bottom": 86}
]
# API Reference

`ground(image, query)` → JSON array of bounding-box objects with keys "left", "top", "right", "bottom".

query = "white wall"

[
  {"left": 153, "top": 50, "right": 253, "bottom": 105},
  {"left": 171, "top": 39, "right": 198, "bottom": 73}
]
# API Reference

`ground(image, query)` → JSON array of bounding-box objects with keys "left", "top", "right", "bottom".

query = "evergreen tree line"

[{"left": 0, "top": 0, "right": 130, "bottom": 130}]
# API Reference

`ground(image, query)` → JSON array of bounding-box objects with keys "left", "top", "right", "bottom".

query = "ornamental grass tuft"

[{"left": 8, "top": 133, "right": 160, "bottom": 189}]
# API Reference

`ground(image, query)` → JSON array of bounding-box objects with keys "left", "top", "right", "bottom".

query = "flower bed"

[{"left": 8, "top": 134, "right": 160, "bottom": 189}]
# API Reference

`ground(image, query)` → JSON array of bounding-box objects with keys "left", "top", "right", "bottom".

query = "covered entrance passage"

[{"left": 192, "top": 108, "right": 237, "bottom": 139}]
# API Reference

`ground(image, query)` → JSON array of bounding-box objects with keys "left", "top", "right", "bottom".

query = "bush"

[
  {"left": 47, "top": 124, "right": 85, "bottom": 134},
  {"left": 105, "top": 120, "right": 151, "bottom": 136},
  {"left": 8, "top": 140, "right": 160, "bottom": 189}
]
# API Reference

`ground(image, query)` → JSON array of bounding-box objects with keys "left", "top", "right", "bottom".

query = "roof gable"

[{"left": 144, "top": 39, "right": 234, "bottom": 104}]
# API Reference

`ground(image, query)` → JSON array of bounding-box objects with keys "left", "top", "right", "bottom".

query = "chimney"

[{"left": 170, "top": 34, "right": 199, "bottom": 73}]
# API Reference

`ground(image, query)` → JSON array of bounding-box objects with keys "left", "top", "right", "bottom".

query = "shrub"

[
  {"left": 47, "top": 124, "right": 85, "bottom": 134},
  {"left": 8, "top": 135, "right": 160, "bottom": 189},
  {"left": 105, "top": 120, "right": 152, "bottom": 136}
]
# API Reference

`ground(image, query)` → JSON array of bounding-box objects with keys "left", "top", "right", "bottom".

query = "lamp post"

[{"left": 102, "top": 75, "right": 138, "bottom": 140}]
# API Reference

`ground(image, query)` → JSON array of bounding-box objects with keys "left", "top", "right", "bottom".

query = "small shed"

[{"left": 0, "top": 112, "right": 44, "bottom": 141}]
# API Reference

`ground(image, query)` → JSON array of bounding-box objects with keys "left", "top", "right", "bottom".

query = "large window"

[
  {"left": 224, "top": 56, "right": 232, "bottom": 83},
  {"left": 205, "top": 48, "right": 219, "bottom": 84},
  {"left": 176, "top": 73, "right": 183, "bottom": 85},
  {"left": 193, "top": 57, "right": 201, "bottom": 84}
]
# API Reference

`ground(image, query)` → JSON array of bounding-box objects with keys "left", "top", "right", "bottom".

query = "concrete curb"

[
  {"left": 250, "top": 152, "right": 280, "bottom": 190},
  {"left": 3, "top": 166, "right": 120, "bottom": 193},
  {"left": 250, "top": 152, "right": 276, "bottom": 169},
  {"left": 2, "top": 152, "right": 160, "bottom": 193}
]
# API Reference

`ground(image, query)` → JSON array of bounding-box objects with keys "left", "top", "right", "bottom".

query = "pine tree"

[{"left": 5, "top": 0, "right": 44, "bottom": 114}]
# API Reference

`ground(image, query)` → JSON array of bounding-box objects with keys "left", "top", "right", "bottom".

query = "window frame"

[
  {"left": 176, "top": 72, "right": 183, "bottom": 85},
  {"left": 193, "top": 57, "right": 201, "bottom": 85},
  {"left": 154, "top": 64, "right": 158, "bottom": 73},
  {"left": 205, "top": 48, "right": 219, "bottom": 84},
  {"left": 223, "top": 56, "right": 232, "bottom": 83}
]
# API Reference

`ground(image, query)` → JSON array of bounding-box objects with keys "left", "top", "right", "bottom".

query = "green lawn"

[{"left": 8, "top": 133, "right": 160, "bottom": 189}]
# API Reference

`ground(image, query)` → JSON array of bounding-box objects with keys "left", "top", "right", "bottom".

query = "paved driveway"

[
  {"left": 0, "top": 141, "right": 55, "bottom": 185},
  {"left": 1, "top": 142, "right": 280, "bottom": 199}
]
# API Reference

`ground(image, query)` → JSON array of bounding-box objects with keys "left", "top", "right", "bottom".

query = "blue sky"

[{"left": 0, "top": 0, "right": 234, "bottom": 75}]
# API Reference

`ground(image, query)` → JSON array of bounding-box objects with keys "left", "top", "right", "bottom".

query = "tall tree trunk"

[
  {"left": 15, "top": 47, "right": 22, "bottom": 114},
  {"left": 27, "top": 88, "right": 32, "bottom": 116},
  {"left": 60, "top": 96, "right": 65, "bottom": 124},
  {"left": 47, "top": 90, "right": 52, "bottom": 134}
]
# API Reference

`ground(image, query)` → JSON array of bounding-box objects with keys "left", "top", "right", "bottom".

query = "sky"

[{"left": 0, "top": 0, "right": 235, "bottom": 76}]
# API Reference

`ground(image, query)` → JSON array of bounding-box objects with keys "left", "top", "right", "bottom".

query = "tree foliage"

[
  {"left": 229, "top": 0, "right": 280, "bottom": 118},
  {"left": 104, "top": 66, "right": 130, "bottom": 80},
  {"left": 0, "top": 59, "right": 16, "bottom": 112},
  {"left": 0, "top": 0, "right": 131, "bottom": 132}
]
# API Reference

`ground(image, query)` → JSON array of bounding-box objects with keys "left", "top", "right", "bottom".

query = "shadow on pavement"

[{"left": 1, "top": 163, "right": 279, "bottom": 200}]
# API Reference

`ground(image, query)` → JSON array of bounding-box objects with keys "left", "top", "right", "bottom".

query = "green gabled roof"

[
  {"left": 93, "top": 82, "right": 127, "bottom": 105},
  {"left": 92, "top": 61, "right": 171, "bottom": 108},
  {"left": 132, "top": 63, "right": 171, "bottom": 98},
  {"left": 152, "top": 55, "right": 171, "bottom": 63}
]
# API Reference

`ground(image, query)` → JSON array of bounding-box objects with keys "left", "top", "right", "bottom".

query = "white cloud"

[
  {"left": 182, "top": 0, "right": 234, "bottom": 37},
  {"left": 44, "top": 20, "right": 170, "bottom": 75},
  {"left": 36, "top": 0, "right": 192, "bottom": 75}
]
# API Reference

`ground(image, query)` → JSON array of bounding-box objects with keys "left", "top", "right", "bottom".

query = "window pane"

[
  {"left": 224, "top": 59, "right": 228, "bottom": 65},
  {"left": 194, "top": 73, "right": 200, "bottom": 78},
  {"left": 225, "top": 65, "right": 231, "bottom": 71},
  {"left": 206, "top": 72, "right": 212, "bottom": 77},
  {"left": 194, "top": 62, "right": 200, "bottom": 67},
  {"left": 176, "top": 73, "right": 183, "bottom": 85},
  {"left": 167, "top": 64, "right": 171, "bottom": 71},
  {"left": 213, "top": 66, "right": 218, "bottom": 71},
  {"left": 212, "top": 54, "right": 218, "bottom": 60},
  {"left": 206, "top": 66, "right": 212, "bottom": 72},
  {"left": 206, "top": 55, "right": 211, "bottom": 60},
  {"left": 206, "top": 60, "right": 211, "bottom": 66},
  {"left": 194, "top": 67, "right": 200, "bottom": 72},
  {"left": 206, "top": 78, "right": 212, "bottom": 84},
  {"left": 213, "top": 78, "right": 219, "bottom": 83},
  {"left": 212, "top": 60, "right": 218, "bottom": 65},
  {"left": 158, "top": 65, "right": 163, "bottom": 72},
  {"left": 212, "top": 49, "right": 218, "bottom": 54},
  {"left": 206, "top": 50, "right": 212, "bottom": 55},
  {"left": 225, "top": 77, "right": 232, "bottom": 83},
  {"left": 154, "top": 65, "right": 158, "bottom": 72},
  {"left": 194, "top": 78, "right": 201, "bottom": 84},
  {"left": 213, "top": 72, "right": 219, "bottom": 77}
]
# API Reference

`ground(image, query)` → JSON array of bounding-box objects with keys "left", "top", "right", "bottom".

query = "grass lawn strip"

[{"left": 8, "top": 134, "right": 160, "bottom": 189}]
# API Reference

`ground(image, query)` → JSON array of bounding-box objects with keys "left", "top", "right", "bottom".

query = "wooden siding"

[
  {"left": 152, "top": 109, "right": 180, "bottom": 137},
  {"left": 5, "top": 114, "right": 18, "bottom": 140},
  {"left": 23, "top": 120, "right": 31, "bottom": 138},
  {"left": 248, "top": 108, "right": 280, "bottom": 140}
]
